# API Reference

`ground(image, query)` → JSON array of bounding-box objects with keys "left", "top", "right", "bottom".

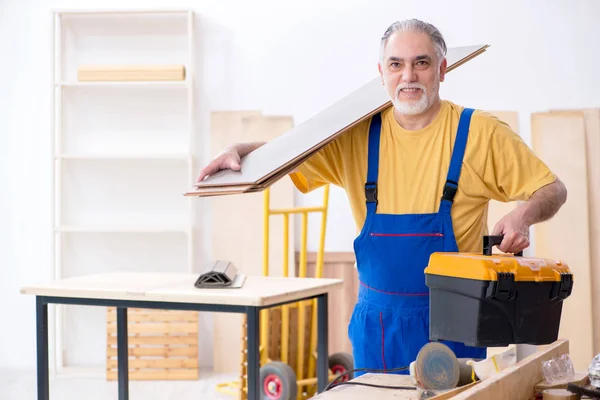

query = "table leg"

[
  {"left": 246, "top": 307, "right": 260, "bottom": 400},
  {"left": 317, "top": 293, "right": 329, "bottom": 393},
  {"left": 36, "top": 297, "right": 49, "bottom": 400},
  {"left": 117, "top": 307, "right": 129, "bottom": 400}
]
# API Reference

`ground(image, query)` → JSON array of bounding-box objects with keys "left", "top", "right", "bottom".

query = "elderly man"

[{"left": 197, "top": 19, "right": 567, "bottom": 376}]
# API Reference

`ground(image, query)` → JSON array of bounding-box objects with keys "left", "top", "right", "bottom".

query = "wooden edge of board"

[{"left": 451, "top": 339, "right": 569, "bottom": 400}]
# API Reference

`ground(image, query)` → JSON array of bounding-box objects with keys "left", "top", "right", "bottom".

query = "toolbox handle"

[{"left": 483, "top": 235, "right": 523, "bottom": 257}]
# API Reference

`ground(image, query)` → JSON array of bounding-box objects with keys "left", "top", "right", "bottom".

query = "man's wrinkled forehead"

[{"left": 383, "top": 31, "right": 437, "bottom": 61}]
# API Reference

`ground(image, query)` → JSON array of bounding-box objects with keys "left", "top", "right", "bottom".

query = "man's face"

[{"left": 378, "top": 30, "right": 446, "bottom": 115}]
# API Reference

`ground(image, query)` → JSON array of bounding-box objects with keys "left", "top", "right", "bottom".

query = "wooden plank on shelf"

[
  {"left": 190, "top": 45, "right": 489, "bottom": 194},
  {"left": 531, "top": 111, "right": 593, "bottom": 371},
  {"left": 105, "top": 307, "right": 199, "bottom": 381},
  {"left": 209, "top": 111, "right": 296, "bottom": 374},
  {"left": 78, "top": 64, "right": 186, "bottom": 81}
]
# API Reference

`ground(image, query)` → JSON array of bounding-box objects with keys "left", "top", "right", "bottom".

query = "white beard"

[{"left": 386, "top": 80, "right": 439, "bottom": 116}]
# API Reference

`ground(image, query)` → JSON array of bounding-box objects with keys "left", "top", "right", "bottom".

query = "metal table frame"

[{"left": 35, "top": 293, "right": 329, "bottom": 400}]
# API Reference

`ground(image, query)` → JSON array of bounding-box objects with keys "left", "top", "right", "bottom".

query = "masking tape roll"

[{"left": 542, "top": 388, "right": 580, "bottom": 400}]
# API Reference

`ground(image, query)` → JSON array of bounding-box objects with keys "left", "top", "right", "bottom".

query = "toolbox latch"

[
  {"left": 493, "top": 272, "right": 515, "bottom": 301},
  {"left": 550, "top": 272, "right": 573, "bottom": 300}
]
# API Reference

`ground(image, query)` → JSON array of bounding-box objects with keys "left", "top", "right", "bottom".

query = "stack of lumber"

[
  {"left": 531, "top": 109, "right": 600, "bottom": 372},
  {"left": 185, "top": 44, "right": 490, "bottom": 197}
]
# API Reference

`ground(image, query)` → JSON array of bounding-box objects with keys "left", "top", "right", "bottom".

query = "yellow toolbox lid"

[{"left": 425, "top": 252, "right": 572, "bottom": 283}]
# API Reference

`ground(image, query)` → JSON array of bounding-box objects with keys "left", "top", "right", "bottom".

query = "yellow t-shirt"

[{"left": 289, "top": 100, "right": 556, "bottom": 252}]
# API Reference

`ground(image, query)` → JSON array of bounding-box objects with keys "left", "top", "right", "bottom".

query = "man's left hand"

[{"left": 491, "top": 209, "right": 530, "bottom": 254}]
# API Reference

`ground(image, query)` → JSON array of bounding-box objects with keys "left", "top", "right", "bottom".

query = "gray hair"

[{"left": 379, "top": 19, "right": 447, "bottom": 66}]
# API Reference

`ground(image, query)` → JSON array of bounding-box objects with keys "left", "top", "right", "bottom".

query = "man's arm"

[
  {"left": 492, "top": 177, "right": 567, "bottom": 253},
  {"left": 196, "top": 141, "right": 266, "bottom": 183},
  {"left": 519, "top": 177, "right": 567, "bottom": 225}
]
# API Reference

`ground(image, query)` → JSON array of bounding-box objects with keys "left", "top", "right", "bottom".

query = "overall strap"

[
  {"left": 439, "top": 107, "right": 474, "bottom": 214},
  {"left": 365, "top": 112, "right": 382, "bottom": 215}
]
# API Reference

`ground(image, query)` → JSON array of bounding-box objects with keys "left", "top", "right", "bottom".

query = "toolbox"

[{"left": 424, "top": 235, "right": 573, "bottom": 347}]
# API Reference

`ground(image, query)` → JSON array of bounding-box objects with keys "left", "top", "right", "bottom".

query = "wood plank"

[
  {"left": 302, "top": 253, "right": 357, "bottom": 357},
  {"left": 451, "top": 340, "right": 569, "bottom": 400},
  {"left": 310, "top": 372, "right": 475, "bottom": 399},
  {"left": 106, "top": 346, "right": 198, "bottom": 357},
  {"left": 582, "top": 110, "right": 600, "bottom": 355},
  {"left": 106, "top": 310, "right": 198, "bottom": 322},
  {"left": 107, "top": 335, "right": 197, "bottom": 345},
  {"left": 191, "top": 45, "right": 489, "bottom": 192},
  {"left": 311, "top": 339, "right": 569, "bottom": 400},
  {"left": 77, "top": 64, "right": 185, "bottom": 81},
  {"left": 548, "top": 108, "right": 600, "bottom": 355},
  {"left": 208, "top": 112, "right": 296, "bottom": 373},
  {"left": 20, "top": 272, "right": 343, "bottom": 307},
  {"left": 531, "top": 112, "right": 593, "bottom": 371},
  {"left": 106, "top": 321, "right": 198, "bottom": 334},
  {"left": 107, "top": 358, "right": 198, "bottom": 369},
  {"left": 106, "top": 369, "right": 198, "bottom": 381},
  {"left": 105, "top": 306, "right": 199, "bottom": 381}
]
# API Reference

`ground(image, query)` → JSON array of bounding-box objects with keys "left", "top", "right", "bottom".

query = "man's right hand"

[{"left": 196, "top": 142, "right": 266, "bottom": 184}]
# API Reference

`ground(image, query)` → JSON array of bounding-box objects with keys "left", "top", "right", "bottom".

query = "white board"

[{"left": 192, "top": 45, "right": 489, "bottom": 191}]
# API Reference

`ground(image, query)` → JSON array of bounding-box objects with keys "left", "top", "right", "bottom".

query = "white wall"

[{"left": 2, "top": 0, "right": 600, "bottom": 370}]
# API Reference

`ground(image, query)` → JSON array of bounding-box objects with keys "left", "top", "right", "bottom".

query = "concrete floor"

[{"left": 0, "top": 368, "right": 240, "bottom": 400}]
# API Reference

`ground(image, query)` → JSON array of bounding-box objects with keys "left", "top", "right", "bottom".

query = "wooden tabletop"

[
  {"left": 20, "top": 272, "right": 343, "bottom": 307},
  {"left": 310, "top": 374, "right": 473, "bottom": 400},
  {"left": 312, "top": 340, "right": 571, "bottom": 400}
]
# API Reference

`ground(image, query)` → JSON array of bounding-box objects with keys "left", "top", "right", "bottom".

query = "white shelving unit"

[{"left": 50, "top": 9, "right": 197, "bottom": 376}]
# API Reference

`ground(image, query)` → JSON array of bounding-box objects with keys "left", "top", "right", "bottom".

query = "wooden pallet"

[{"left": 106, "top": 307, "right": 199, "bottom": 381}]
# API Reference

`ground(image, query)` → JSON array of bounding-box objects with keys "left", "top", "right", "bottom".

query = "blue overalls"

[{"left": 348, "top": 108, "right": 487, "bottom": 377}]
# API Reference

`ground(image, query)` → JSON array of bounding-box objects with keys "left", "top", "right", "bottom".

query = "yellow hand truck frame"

[{"left": 216, "top": 184, "right": 353, "bottom": 400}]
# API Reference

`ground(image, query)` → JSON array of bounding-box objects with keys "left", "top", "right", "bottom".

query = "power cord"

[{"left": 324, "top": 365, "right": 414, "bottom": 392}]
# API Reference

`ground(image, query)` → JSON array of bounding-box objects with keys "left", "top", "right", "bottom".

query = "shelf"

[
  {"left": 56, "top": 225, "right": 190, "bottom": 233},
  {"left": 58, "top": 12, "right": 191, "bottom": 82},
  {"left": 56, "top": 153, "right": 191, "bottom": 161},
  {"left": 54, "top": 9, "right": 192, "bottom": 15},
  {"left": 51, "top": 8, "right": 196, "bottom": 374},
  {"left": 55, "top": 81, "right": 191, "bottom": 88},
  {"left": 60, "top": 84, "right": 189, "bottom": 154},
  {"left": 61, "top": 158, "right": 190, "bottom": 227}
]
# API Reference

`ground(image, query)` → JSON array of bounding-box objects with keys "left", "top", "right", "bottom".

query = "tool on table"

[
  {"left": 410, "top": 342, "right": 461, "bottom": 390},
  {"left": 194, "top": 260, "right": 246, "bottom": 289}
]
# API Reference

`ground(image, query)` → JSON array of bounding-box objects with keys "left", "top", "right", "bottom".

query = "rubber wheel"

[
  {"left": 328, "top": 352, "right": 354, "bottom": 381},
  {"left": 259, "top": 361, "right": 297, "bottom": 400}
]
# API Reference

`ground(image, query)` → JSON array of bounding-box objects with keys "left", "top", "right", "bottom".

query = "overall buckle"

[
  {"left": 442, "top": 180, "right": 458, "bottom": 202},
  {"left": 365, "top": 182, "right": 378, "bottom": 204}
]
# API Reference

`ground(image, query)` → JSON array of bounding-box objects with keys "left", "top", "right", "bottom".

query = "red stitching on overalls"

[
  {"left": 360, "top": 281, "right": 429, "bottom": 296},
  {"left": 370, "top": 233, "right": 444, "bottom": 237},
  {"left": 379, "top": 312, "right": 387, "bottom": 370}
]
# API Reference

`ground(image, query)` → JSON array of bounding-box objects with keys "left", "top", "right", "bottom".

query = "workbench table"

[
  {"left": 20, "top": 271, "right": 343, "bottom": 400},
  {"left": 311, "top": 339, "right": 571, "bottom": 400}
]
